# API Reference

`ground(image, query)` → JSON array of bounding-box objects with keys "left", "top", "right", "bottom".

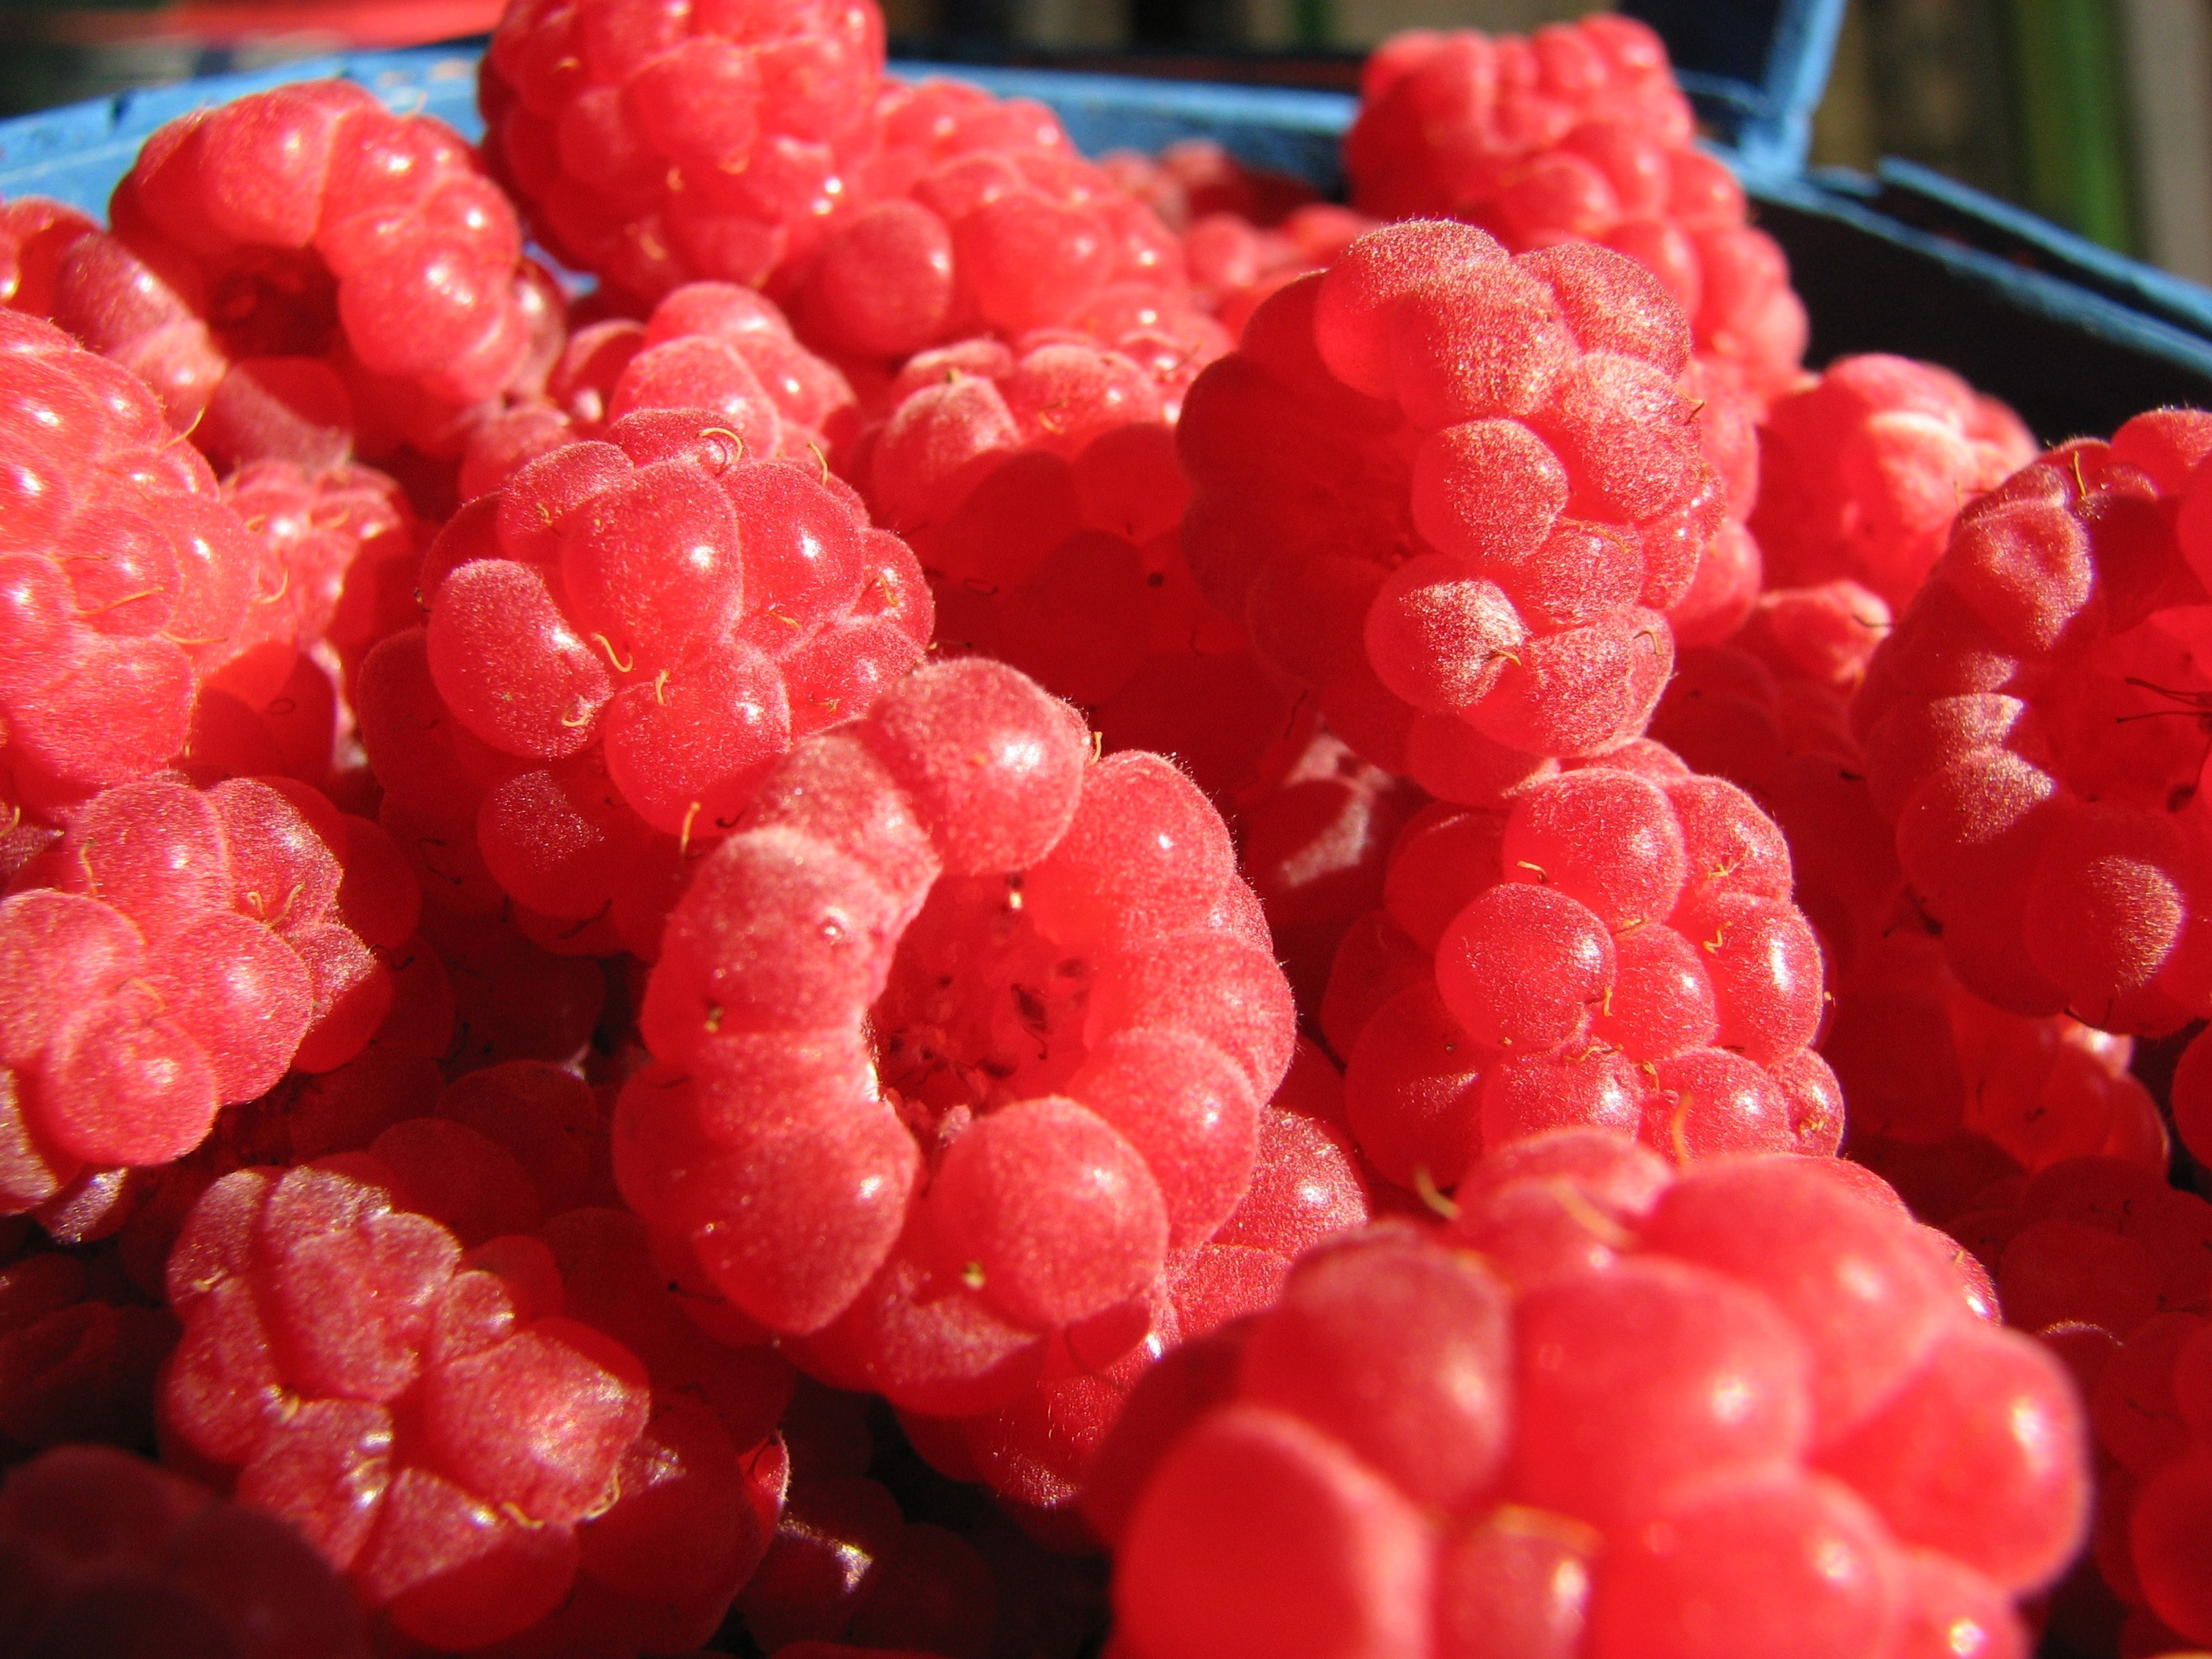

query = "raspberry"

[
  {"left": 50, "top": 81, "right": 551, "bottom": 478},
  {"left": 853, "top": 331, "right": 1301, "bottom": 804},
  {"left": 0, "top": 775, "right": 412, "bottom": 1218},
  {"left": 160, "top": 1120, "right": 782, "bottom": 1651},
  {"left": 0, "top": 313, "right": 260, "bottom": 811},
  {"left": 792, "top": 79, "right": 1205, "bottom": 372},
  {"left": 1650, "top": 621, "right": 2170, "bottom": 1211},
  {"left": 1101, "top": 138, "right": 1327, "bottom": 236},
  {"left": 361, "top": 407, "right": 928, "bottom": 952},
  {"left": 0, "top": 1443, "right": 368, "bottom": 1656},
  {"left": 1918, "top": 1154, "right": 2212, "bottom": 1645},
  {"left": 1752, "top": 354, "right": 2038, "bottom": 612},
  {"left": 1855, "top": 410, "right": 2212, "bottom": 1032},
  {"left": 1178, "top": 224, "right": 1716, "bottom": 793},
  {"left": 479, "top": 0, "right": 883, "bottom": 312},
  {"left": 463, "top": 279, "right": 860, "bottom": 499},
  {"left": 1323, "top": 740, "right": 1836, "bottom": 1196},
  {"left": 1179, "top": 203, "right": 1378, "bottom": 339},
  {"left": 0, "top": 1227, "right": 174, "bottom": 1453},
  {"left": 1343, "top": 16, "right": 1807, "bottom": 399},
  {"left": 616, "top": 659, "right": 1293, "bottom": 1419},
  {"left": 1095, "top": 1148, "right": 2080, "bottom": 1659}
]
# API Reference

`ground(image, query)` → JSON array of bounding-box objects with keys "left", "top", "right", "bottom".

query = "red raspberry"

[
  {"left": 0, "top": 1443, "right": 369, "bottom": 1655},
  {"left": 1321, "top": 738, "right": 1838, "bottom": 1196},
  {"left": 853, "top": 329, "right": 1301, "bottom": 805},
  {"left": 0, "top": 774, "right": 420, "bottom": 1222},
  {"left": 358, "top": 406, "right": 928, "bottom": 954},
  {"left": 1925, "top": 1155, "right": 2212, "bottom": 1649},
  {"left": 1652, "top": 631, "right": 2170, "bottom": 1216},
  {"left": 159, "top": 1122, "right": 781, "bottom": 1651},
  {"left": 793, "top": 79, "right": 1202, "bottom": 371},
  {"left": 479, "top": 0, "right": 884, "bottom": 309},
  {"left": 615, "top": 659, "right": 1295, "bottom": 1420},
  {"left": 1752, "top": 354, "right": 2038, "bottom": 612},
  {"left": 50, "top": 80, "right": 552, "bottom": 476},
  {"left": 0, "top": 313, "right": 261, "bottom": 815},
  {"left": 1178, "top": 223, "right": 1718, "bottom": 795},
  {"left": 0, "top": 1225, "right": 174, "bottom": 1453},
  {"left": 463, "top": 278, "right": 861, "bottom": 500},
  {"left": 1090, "top": 1144, "right": 2080, "bottom": 1659},
  {"left": 1855, "top": 410, "right": 2212, "bottom": 1032},
  {"left": 0, "top": 194, "right": 96, "bottom": 317},
  {"left": 1343, "top": 16, "right": 1807, "bottom": 399}
]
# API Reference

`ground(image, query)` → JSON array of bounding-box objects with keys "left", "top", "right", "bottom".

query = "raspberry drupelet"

[
  {"left": 1177, "top": 220, "right": 1719, "bottom": 802},
  {"left": 48, "top": 79, "right": 555, "bottom": 478},
  {"left": 0, "top": 193, "right": 96, "bottom": 318},
  {"left": 1089, "top": 1138, "right": 2085, "bottom": 1659},
  {"left": 616, "top": 658, "right": 1297, "bottom": 1421}
]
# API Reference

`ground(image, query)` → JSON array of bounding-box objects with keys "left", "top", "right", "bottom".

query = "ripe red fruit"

[
  {"left": 1345, "top": 16, "right": 1807, "bottom": 399},
  {"left": 1856, "top": 410, "right": 2212, "bottom": 1033},
  {"left": 1178, "top": 223, "right": 1716, "bottom": 793},
  {"left": 1327, "top": 741, "right": 1836, "bottom": 1194},
  {"left": 51, "top": 81, "right": 551, "bottom": 474},
  {"left": 480, "top": 0, "right": 885, "bottom": 309},
  {"left": 1093, "top": 1144, "right": 2077, "bottom": 1659},
  {"left": 618, "top": 659, "right": 1294, "bottom": 1419}
]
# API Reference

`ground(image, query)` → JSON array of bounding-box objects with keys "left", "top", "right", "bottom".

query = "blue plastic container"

[{"left": 0, "top": 0, "right": 2206, "bottom": 439}]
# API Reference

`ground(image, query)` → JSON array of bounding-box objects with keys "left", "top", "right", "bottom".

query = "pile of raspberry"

[
  {"left": 2, "top": 11, "right": 2199, "bottom": 1657},
  {"left": 45, "top": 81, "right": 552, "bottom": 477},
  {"left": 1093, "top": 1135, "right": 2083, "bottom": 1659},
  {"left": 1179, "top": 219, "right": 1723, "bottom": 804},
  {"left": 1343, "top": 13, "right": 1807, "bottom": 399}
]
